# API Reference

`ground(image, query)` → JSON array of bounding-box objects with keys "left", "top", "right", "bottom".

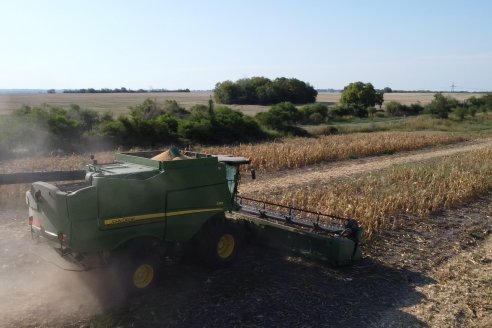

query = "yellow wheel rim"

[
  {"left": 217, "top": 233, "right": 235, "bottom": 259},
  {"left": 133, "top": 264, "right": 154, "bottom": 289}
]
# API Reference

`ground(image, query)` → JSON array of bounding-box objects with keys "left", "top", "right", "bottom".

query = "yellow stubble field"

[{"left": 0, "top": 92, "right": 480, "bottom": 116}]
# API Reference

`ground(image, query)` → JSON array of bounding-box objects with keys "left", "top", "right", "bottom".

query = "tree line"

[
  {"left": 62, "top": 88, "right": 190, "bottom": 94},
  {"left": 214, "top": 77, "right": 317, "bottom": 105}
]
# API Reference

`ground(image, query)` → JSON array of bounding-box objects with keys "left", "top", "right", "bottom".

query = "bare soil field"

[
  {"left": 0, "top": 92, "right": 480, "bottom": 116},
  {"left": 0, "top": 190, "right": 490, "bottom": 327},
  {"left": 1, "top": 140, "right": 491, "bottom": 327}
]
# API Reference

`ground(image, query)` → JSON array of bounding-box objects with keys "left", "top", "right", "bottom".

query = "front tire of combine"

[{"left": 198, "top": 221, "right": 240, "bottom": 268}]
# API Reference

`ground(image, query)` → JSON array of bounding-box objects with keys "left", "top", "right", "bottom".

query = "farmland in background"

[
  {"left": 316, "top": 92, "right": 481, "bottom": 106},
  {"left": 0, "top": 91, "right": 267, "bottom": 116},
  {"left": 0, "top": 92, "right": 481, "bottom": 116}
]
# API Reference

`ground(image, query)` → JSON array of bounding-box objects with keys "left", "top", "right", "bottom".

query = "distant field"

[
  {"left": 0, "top": 92, "right": 213, "bottom": 116},
  {"left": 0, "top": 91, "right": 481, "bottom": 116},
  {"left": 317, "top": 92, "right": 482, "bottom": 106},
  {"left": 0, "top": 91, "right": 268, "bottom": 116}
]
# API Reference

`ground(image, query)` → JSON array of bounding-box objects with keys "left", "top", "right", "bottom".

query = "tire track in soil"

[{"left": 241, "top": 137, "right": 492, "bottom": 195}]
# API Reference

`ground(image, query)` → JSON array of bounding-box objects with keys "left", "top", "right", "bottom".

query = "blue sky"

[{"left": 1, "top": 0, "right": 491, "bottom": 91}]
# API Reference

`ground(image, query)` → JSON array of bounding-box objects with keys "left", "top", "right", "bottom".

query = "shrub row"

[{"left": 0, "top": 99, "right": 266, "bottom": 158}]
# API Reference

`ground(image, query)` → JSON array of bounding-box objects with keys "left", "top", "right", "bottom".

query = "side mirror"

[{"left": 251, "top": 169, "right": 256, "bottom": 180}]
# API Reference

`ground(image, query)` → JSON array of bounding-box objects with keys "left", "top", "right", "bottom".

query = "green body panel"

[
  {"left": 27, "top": 182, "right": 70, "bottom": 238},
  {"left": 27, "top": 151, "right": 235, "bottom": 254}
]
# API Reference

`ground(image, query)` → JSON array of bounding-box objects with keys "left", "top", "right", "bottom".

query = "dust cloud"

[{"left": 0, "top": 209, "right": 123, "bottom": 327}]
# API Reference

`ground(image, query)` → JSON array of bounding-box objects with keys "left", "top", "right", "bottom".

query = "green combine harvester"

[{"left": 0, "top": 148, "right": 362, "bottom": 291}]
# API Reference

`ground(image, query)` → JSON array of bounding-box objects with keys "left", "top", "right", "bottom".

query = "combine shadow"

[{"left": 91, "top": 244, "right": 433, "bottom": 328}]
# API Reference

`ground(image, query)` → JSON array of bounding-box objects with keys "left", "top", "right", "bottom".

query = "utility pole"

[{"left": 450, "top": 82, "right": 456, "bottom": 93}]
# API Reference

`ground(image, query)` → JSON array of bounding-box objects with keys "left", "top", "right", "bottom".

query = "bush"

[
  {"left": 308, "top": 112, "right": 324, "bottom": 124},
  {"left": 467, "top": 94, "right": 492, "bottom": 113},
  {"left": 299, "top": 103, "right": 328, "bottom": 124},
  {"left": 407, "top": 103, "right": 424, "bottom": 116},
  {"left": 453, "top": 107, "right": 467, "bottom": 120},
  {"left": 163, "top": 100, "right": 190, "bottom": 118},
  {"left": 12, "top": 104, "right": 83, "bottom": 140},
  {"left": 256, "top": 102, "right": 300, "bottom": 129},
  {"left": 329, "top": 105, "right": 351, "bottom": 118},
  {"left": 178, "top": 114, "right": 214, "bottom": 142},
  {"left": 68, "top": 104, "right": 101, "bottom": 132},
  {"left": 214, "top": 106, "right": 265, "bottom": 142},
  {"left": 178, "top": 105, "right": 265, "bottom": 143},
  {"left": 319, "top": 126, "right": 339, "bottom": 135},
  {"left": 425, "top": 93, "right": 459, "bottom": 119},
  {"left": 385, "top": 101, "right": 405, "bottom": 116},
  {"left": 1, "top": 104, "right": 90, "bottom": 156},
  {"left": 129, "top": 98, "right": 164, "bottom": 120}
]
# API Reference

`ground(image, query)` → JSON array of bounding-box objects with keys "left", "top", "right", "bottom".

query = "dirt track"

[{"left": 1, "top": 140, "right": 492, "bottom": 327}]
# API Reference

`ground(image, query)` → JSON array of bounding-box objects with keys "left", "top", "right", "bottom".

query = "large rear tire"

[{"left": 196, "top": 220, "right": 240, "bottom": 268}]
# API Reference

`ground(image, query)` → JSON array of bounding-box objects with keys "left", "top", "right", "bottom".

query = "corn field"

[
  {"left": 0, "top": 133, "right": 476, "bottom": 217},
  {"left": 205, "top": 132, "right": 468, "bottom": 171},
  {"left": 248, "top": 146, "right": 492, "bottom": 237}
]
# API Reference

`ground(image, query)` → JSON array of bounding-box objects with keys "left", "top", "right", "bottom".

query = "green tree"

[
  {"left": 213, "top": 77, "right": 317, "bottom": 105},
  {"left": 163, "top": 100, "right": 189, "bottom": 118},
  {"left": 256, "top": 102, "right": 300, "bottom": 129},
  {"left": 213, "top": 80, "right": 241, "bottom": 104},
  {"left": 425, "top": 93, "right": 459, "bottom": 119},
  {"left": 340, "top": 82, "right": 383, "bottom": 109},
  {"left": 129, "top": 98, "right": 164, "bottom": 120},
  {"left": 375, "top": 92, "right": 384, "bottom": 109}
]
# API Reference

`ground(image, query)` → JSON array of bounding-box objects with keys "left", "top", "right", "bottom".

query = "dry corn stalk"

[
  {"left": 206, "top": 132, "right": 468, "bottom": 172},
  {"left": 248, "top": 146, "right": 492, "bottom": 237}
]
